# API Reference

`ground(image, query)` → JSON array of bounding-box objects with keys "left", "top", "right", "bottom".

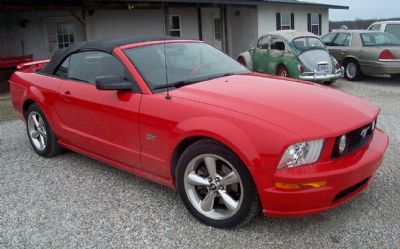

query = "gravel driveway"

[{"left": 1, "top": 78, "right": 399, "bottom": 248}]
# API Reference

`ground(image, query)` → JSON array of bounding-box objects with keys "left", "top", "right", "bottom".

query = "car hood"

[{"left": 172, "top": 74, "right": 379, "bottom": 138}]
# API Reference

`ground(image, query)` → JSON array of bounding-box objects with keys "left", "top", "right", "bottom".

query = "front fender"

[{"left": 171, "top": 116, "right": 263, "bottom": 170}]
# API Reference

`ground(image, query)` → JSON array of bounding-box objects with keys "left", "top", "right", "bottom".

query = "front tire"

[
  {"left": 26, "top": 104, "right": 62, "bottom": 157},
  {"left": 344, "top": 60, "right": 362, "bottom": 81},
  {"left": 176, "top": 139, "right": 259, "bottom": 228}
]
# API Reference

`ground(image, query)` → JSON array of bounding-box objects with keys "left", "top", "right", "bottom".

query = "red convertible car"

[{"left": 10, "top": 36, "right": 388, "bottom": 228}]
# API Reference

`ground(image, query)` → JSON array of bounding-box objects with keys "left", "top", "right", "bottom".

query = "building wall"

[
  {"left": 86, "top": 9, "right": 164, "bottom": 40},
  {"left": 226, "top": 6, "right": 258, "bottom": 57},
  {"left": 86, "top": 8, "right": 199, "bottom": 41},
  {"left": 0, "top": 11, "right": 84, "bottom": 60},
  {"left": 257, "top": 5, "right": 329, "bottom": 37}
]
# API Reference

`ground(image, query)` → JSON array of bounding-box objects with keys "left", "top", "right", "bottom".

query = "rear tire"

[
  {"left": 26, "top": 104, "right": 62, "bottom": 157},
  {"left": 176, "top": 139, "right": 260, "bottom": 229},
  {"left": 277, "top": 65, "right": 290, "bottom": 78},
  {"left": 344, "top": 60, "right": 362, "bottom": 81}
]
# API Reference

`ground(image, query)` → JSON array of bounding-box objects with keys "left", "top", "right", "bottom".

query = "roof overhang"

[{"left": 0, "top": 0, "right": 349, "bottom": 11}]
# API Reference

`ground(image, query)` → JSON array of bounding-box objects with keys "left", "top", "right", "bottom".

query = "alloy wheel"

[
  {"left": 27, "top": 111, "right": 48, "bottom": 151},
  {"left": 183, "top": 154, "right": 244, "bottom": 220}
]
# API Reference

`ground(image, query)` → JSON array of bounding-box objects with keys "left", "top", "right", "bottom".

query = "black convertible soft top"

[{"left": 41, "top": 35, "right": 180, "bottom": 75}]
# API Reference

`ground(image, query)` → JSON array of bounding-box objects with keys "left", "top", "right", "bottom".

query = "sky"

[{"left": 302, "top": 0, "right": 400, "bottom": 21}]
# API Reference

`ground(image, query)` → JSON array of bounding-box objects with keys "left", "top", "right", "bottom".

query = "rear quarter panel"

[{"left": 10, "top": 72, "right": 62, "bottom": 132}]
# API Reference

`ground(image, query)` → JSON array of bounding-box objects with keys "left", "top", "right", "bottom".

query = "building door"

[{"left": 201, "top": 8, "right": 224, "bottom": 51}]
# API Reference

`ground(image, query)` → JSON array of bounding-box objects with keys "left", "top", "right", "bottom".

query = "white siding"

[
  {"left": 226, "top": 6, "right": 258, "bottom": 57},
  {"left": 257, "top": 5, "right": 329, "bottom": 37},
  {"left": 169, "top": 7, "right": 199, "bottom": 39},
  {"left": 86, "top": 9, "right": 164, "bottom": 40},
  {"left": 86, "top": 8, "right": 199, "bottom": 41}
]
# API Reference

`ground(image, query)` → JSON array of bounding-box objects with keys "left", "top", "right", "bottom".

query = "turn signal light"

[
  {"left": 379, "top": 49, "right": 396, "bottom": 60},
  {"left": 275, "top": 181, "right": 327, "bottom": 190}
]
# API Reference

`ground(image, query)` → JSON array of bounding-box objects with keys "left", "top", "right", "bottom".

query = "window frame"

[
  {"left": 257, "top": 36, "right": 270, "bottom": 50},
  {"left": 56, "top": 23, "right": 76, "bottom": 49},
  {"left": 52, "top": 50, "right": 140, "bottom": 92},
  {"left": 310, "top": 13, "right": 320, "bottom": 36},
  {"left": 169, "top": 15, "right": 181, "bottom": 37},
  {"left": 369, "top": 24, "right": 382, "bottom": 31},
  {"left": 332, "top": 33, "right": 352, "bottom": 47},
  {"left": 280, "top": 13, "right": 292, "bottom": 30}
]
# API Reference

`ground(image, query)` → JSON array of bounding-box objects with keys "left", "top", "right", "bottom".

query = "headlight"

[
  {"left": 338, "top": 135, "right": 347, "bottom": 154},
  {"left": 278, "top": 139, "right": 324, "bottom": 169}
]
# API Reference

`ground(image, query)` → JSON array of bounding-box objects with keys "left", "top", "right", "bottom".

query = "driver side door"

[
  {"left": 252, "top": 36, "right": 271, "bottom": 73},
  {"left": 53, "top": 51, "right": 142, "bottom": 168}
]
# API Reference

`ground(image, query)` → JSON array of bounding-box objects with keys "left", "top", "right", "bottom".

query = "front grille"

[
  {"left": 332, "top": 123, "right": 374, "bottom": 159},
  {"left": 333, "top": 177, "right": 370, "bottom": 202}
]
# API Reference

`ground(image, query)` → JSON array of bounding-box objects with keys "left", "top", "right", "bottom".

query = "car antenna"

[{"left": 162, "top": 0, "right": 172, "bottom": 100}]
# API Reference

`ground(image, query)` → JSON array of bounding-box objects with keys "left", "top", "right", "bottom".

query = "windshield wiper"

[{"left": 153, "top": 73, "right": 237, "bottom": 90}]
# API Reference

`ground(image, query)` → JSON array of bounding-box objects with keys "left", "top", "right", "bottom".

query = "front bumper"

[
  {"left": 299, "top": 67, "right": 344, "bottom": 82},
  {"left": 260, "top": 129, "right": 389, "bottom": 217}
]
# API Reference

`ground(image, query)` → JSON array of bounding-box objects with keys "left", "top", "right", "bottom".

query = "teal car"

[{"left": 238, "top": 30, "right": 344, "bottom": 84}]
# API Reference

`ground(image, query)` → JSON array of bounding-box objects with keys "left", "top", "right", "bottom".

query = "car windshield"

[
  {"left": 124, "top": 42, "right": 249, "bottom": 91},
  {"left": 361, "top": 32, "right": 400, "bottom": 46},
  {"left": 292, "top": 37, "right": 325, "bottom": 51}
]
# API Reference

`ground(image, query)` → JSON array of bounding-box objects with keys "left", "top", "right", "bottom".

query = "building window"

[
  {"left": 169, "top": 15, "right": 181, "bottom": 37},
  {"left": 311, "top": 13, "right": 320, "bottom": 35},
  {"left": 276, "top": 13, "right": 294, "bottom": 30},
  {"left": 281, "top": 13, "right": 291, "bottom": 30},
  {"left": 56, "top": 24, "right": 75, "bottom": 49}
]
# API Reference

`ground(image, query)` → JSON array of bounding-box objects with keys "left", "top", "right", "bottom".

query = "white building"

[{"left": 0, "top": 0, "right": 347, "bottom": 60}]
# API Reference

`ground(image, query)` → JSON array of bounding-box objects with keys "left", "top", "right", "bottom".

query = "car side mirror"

[{"left": 95, "top": 75, "right": 133, "bottom": 91}]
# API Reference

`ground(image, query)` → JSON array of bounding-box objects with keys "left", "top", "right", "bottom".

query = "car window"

[
  {"left": 292, "top": 37, "right": 325, "bottom": 51},
  {"left": 124, "top": 42, "right": 249, "bottom": 90},
  {"left": 361, "top": 32, "right": 400, "bottom": 46},
  {"left": 257, "top": 36, "right": 270, "bottom": 49},
  {"left": 332, "top": 33, "right": 351, "bottom": 46},
  {"left": 271, "top": 40, "right": 285, "bottom": 51},
  {"left": 321, "top": 33, "right": 337, "bottom": 46},
  {"left": 54, "top": 56, "right": 70, "bottom": 78},
  {"left": 385, "top": 24, "right": 400, "bottom": 39},
  {"left": 369, "top": 24, "right": 381, "bottom": 31},
  {"left": 66, "top": 51, "right": 131, "bottom": 84}
]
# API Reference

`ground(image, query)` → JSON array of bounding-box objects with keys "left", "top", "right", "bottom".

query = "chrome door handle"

[
  {"left": 341, "top": 50, "right": 347, "bottom": 53},
  {"left": 60, "top": 91, "right": 71, "bottom": 100}
]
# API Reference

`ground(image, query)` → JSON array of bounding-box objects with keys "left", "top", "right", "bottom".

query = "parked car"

[
  {"left": 321, "top": 30, "right": 400, "bottom": 81},
  {"left": 368, "top": 21, "right": 400, "bottom": 39},
  {"left": 238, "top": 30, "right": 344, "bottom": 84},
  {"left": 10, "top": 36, "right": 388, "bottom": 228}
]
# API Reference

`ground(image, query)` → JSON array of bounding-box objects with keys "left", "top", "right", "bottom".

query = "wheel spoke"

[
  {"left": 220, "top": 171, "right": 240, "bottom": 186},
  {"left": 38, "top": 117, "right": 45, "bottom": 129},
  {"left": 204, "top": 156, "right": 217, "bottom": 179},
  {"left": 187, "top": 171, "right": 210, "bottom": 186},
  {"left": 39, "top": 135, "right": 46, "bottom": 149},
  {"left": 32, "top": 114, "right": 40, "bottom": 128},
  {"left": 218, "top": 190, "right": 238, "bottom": 211},
  {"left": 31, "top": 130, "right": 40, "bottom": 139},
  {"left": 200, "top": 192, "right": 215, "bottom": 212}
]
